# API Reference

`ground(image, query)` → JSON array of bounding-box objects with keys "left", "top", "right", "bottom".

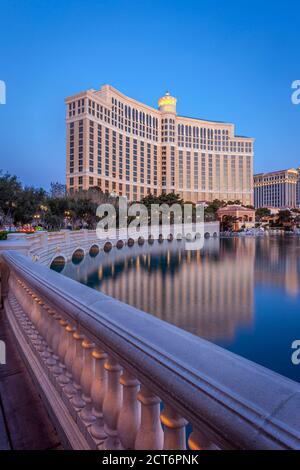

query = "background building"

[
  {"left": 66, "top": 85, "right": 254, "bottom": 204},
  {"left": 254, "top": 168, "right": 299, "bottom": 209},
  {"left": 217, "top": 205, "right": 256, "bottom": 231}
]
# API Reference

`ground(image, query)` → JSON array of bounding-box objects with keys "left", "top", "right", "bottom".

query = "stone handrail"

[{"left": 1, "top": 250, "right": 300, "bottom": 450}]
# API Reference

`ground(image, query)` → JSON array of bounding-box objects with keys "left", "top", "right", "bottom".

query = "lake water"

[{"left": 55, "top": 236, "right": 300, "bottom": 383}]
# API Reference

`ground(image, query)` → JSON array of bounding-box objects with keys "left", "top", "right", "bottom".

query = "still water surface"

[{"left": 55, "top": 236, "right": 300, "bottom": 383}]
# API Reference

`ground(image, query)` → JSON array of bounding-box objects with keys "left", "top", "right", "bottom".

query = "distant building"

[
  {"left": 217, "top": 205, "right": 255, "bottom": 231},
  {"left": 254, "top": 168, "right": 299, "bottom": 209},
  {"left": 65, "top": 84, "right": 254, "bottom": 204}
]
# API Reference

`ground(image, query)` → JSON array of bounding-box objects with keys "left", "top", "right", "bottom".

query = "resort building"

[
  {"left": 254, "top": 168, "right": 299, "bottom": 209},
  {"left": 65, "top": 85, "right": 254, "bottom": 204}
]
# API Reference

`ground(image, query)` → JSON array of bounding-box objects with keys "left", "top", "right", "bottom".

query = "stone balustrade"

[
  {"left": 0, "top": 222, "right": 220, "bottom": 267},
  {"left": 1, "top": 250, "right": 300, "bottom": 450}
]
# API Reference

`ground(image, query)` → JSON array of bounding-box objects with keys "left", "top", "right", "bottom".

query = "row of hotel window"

[
  {"left": 68, "top": 175, "right": 252, "bottom": 197},
  {"left": 68, "top": 178, "right": 161, "bottom": 198},
  {"left": 254, "top": 184, "right": 297, "bottom": 206},
  {"left": 68, "top": 101, "right": 252, "bottom": 152},
  {"left": 69, "top": 157, "right": 251, "bottom": 191}
]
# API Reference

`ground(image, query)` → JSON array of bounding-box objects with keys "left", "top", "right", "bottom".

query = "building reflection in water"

[
  {"left": 58, "top": 235, "right": 300, "bottom": 382},
  {"left": 254, "top": 236, "right": 300, "bottom": 297},
  {"left": 61, "top": 238, "right": 257, "bottom": 342}
]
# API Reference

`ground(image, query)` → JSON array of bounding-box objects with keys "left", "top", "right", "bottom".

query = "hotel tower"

[
  {"left": 254, "top": 168, "right": 300, "bottom": 208},
  {"left": 65, "top": 85, "right": 254, "bottom": 204}
]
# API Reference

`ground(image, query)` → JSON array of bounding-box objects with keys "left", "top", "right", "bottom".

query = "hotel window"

[
  {"left": 78, "top": 120, "right": 84, "bottom": 172},
  {"left": 140, "top": 141, "right": 145, "bottom": 183},
  {"left": 200, "top": 128, "right": 207, "bottom": 150},
  {"left": 133, "top": 139, "right": 138, "bottom": 183},
  {"left": 231, "top": 157, "right": 236, "bottom": 190},
  {"left": 246, "top": 156, "right": 251, "bottom": 190},
  {"left": 112, "top": 131, "right": 117, "bottom": 178},
  {"left": 105, "top": 128, "right": 110, "bottom": 176},
  {"left": 97, "top": 125, "right": 102, "bottom": 175},
  {"left": 153, "top": 146, "right": 158, "bottom": 185},
  {"left": 239, "top": 156, "right": 244, "bottom": 190},
  {"left": 161, "top": 146, "right": 167, "bottom": 187},
  {"left": 186, "top": 152, "right": 191, "bottom": 189},
  {"left": 125, "top": 137, "right": 130, "bottom": 180},
  {"left": 208, "top": 155, "right": 213, "bottom": 191},
  {"left": 170, "top": 147, "right": 175, "bottom": 187},
  {"left": 194, "top": 153, "right": 198, "bottom": 190},
  {"left": 201, "top": 154, "right": 206, "bottom": 190},
  {"left": 147, "top": 143, "right": 151, "bottom": 185},
  {"left": 179, "top": 151, "right": 183, "bottom": 188},
  {"left": 215, "top": 155, "right": 220, "bottom": 192},
  {"left": 69, "top": 122, "right": 74, "bottom": 173},
  {"left": 208, "top": 129, "right": 213, "bottom": 151},
  {"left": 223, "top": 155, "right": 228, "bottom": 191},
  {"left": 89, "top": 120, "right": 94, "bottom": 173}
]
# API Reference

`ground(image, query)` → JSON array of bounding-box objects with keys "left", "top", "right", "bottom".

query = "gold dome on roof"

[{"left": 158, "top": 92, "right": 177, "bottom": 113}]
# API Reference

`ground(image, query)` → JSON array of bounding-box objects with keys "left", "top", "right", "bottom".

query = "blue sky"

[{"left": 0, "top": 0, "right": 299, "bottom": 189}]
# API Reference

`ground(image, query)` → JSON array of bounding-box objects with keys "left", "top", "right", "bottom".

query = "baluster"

[
  {"left": 57, "top": 322, "right": 74, "bottom": 386},
  {"left": 89, "top": 349, "right": 107, "bottom": 443},
  {"left": 36, "top": 300, "right": 51, "bottom": 359},
  {"left": 44, "top": 307, "right": 58, "bottom": 367},
  {"left": 31, "top": 294, "right": 41, "bottom": 327},
  {"left": 63, "top": 325, "right": 77, "bottom": 397},
  {"left": 117, "top": 370, "right": 141, "bottom": 449},
  {"left": 79, "top": 339, "right": 96, "bottom": 425},
  {"left": 160, "top": 404, "right": 187, "bottom": 450},
  {"left": 49, "top": 313, "right": 64, "bottom": 376},
  {"left": 102, "top": 356, "right": 122, "bottom": 450},
  {"left": 38, "top": 304, "right": 53, "bottom": 360},
  {"left": 36, "top": 299, "right": 47, "bottom": 338},
  {"left": 135, "top": 386, "right": 164, "bottom": 450},
  {"left": 70, "top": 332, "right": 86, "bottom": 410},
  {"left": 188, "top": 428, "right": 219, "bottom": 450},
  {"left": 27, "top": 295, "right": 44, "bottom": 351}
]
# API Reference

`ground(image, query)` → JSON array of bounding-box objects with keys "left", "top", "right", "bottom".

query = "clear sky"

[{"left": 0, "top": 0, "right": 299, "bottom": 189}]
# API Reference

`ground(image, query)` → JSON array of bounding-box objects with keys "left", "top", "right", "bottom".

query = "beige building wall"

[{"left": 65, "top": 85, "right": 254, "bottom": 205}]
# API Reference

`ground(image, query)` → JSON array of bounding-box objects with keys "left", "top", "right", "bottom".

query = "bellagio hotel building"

[{"left": 66, "top": 85, "right": 254, "bottom": 204}]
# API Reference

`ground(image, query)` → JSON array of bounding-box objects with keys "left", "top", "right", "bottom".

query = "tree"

[
  {"left": 0, "top": 171, "right": 22, "bottom": 224},
  {"left": 204, "top": 199, "right": 226, "bottom": 221},
  {"left": 221, "top": 215, "right": 238, "bottom": 232},
  {"left": 50, "top": 182, "right": 66, "bottom": 199},
  {"left": 256, "top": 207, "right": 271, "bottom": 221},
  {"left": 69, "top": 197, "right": 99, "bottom": 229},
  {"left": 278, "top": 209, "right": 292, "bottom": 225}
]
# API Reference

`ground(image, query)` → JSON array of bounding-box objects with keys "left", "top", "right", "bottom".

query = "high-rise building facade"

[
  {"left": 254, "top": 168, "right": 299, "bottom": 208},
  {"left": 65, "top": 85, "right": 254, "bottom": 204}
]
